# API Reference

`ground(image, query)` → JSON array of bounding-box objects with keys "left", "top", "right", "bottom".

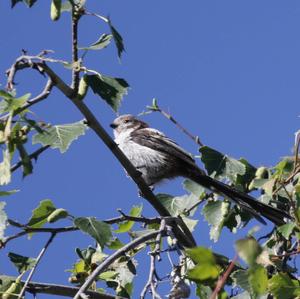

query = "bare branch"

[
  {"left": 18, "top": 233, "right": 56, "bottom": 299},
  {"left": 141, "top": 219, "right": 166, "bottom": 299},
  {"left": 17, "top": 279, "right": 125, "bottom": 299},
  {"left": 144, "top": 102, "right": 204, "bottom": 147},
  {"left": 210, "top": 255, "right": 238, "bottom": 299},
  {"left": 74, "top": 228, "right": 167, "bottom": 299}
]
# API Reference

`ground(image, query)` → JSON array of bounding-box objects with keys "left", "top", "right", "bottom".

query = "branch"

[
  {"left": 210, "top": 255, "right": 238, "bottom": 299},
  {"left": 144, "top": 101, "right": 204, "bottom": 147},
  {"left": 0, "top": 277, "right": 126, "bottom": 299},
  {"left": 140, "top": 219, "right": 165, "bottom": 299},
  {"left": 71, "top": 6, "right": 81, "bottom": 91},
  {"left": 73, "top": 228, "right": 167, "bottom": 299},
  {"left": 18, "top": 233, "right": 56, "bottom": 299},
  {"left": 10, "top": 145, "right": 50, "bottom": 173}
]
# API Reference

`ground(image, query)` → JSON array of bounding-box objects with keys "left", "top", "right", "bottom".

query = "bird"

[{"left": 110, "top": 114, "right": 291, "bottom": 225}]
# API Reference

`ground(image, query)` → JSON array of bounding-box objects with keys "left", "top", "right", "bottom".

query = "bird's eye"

[{"left": 124, "top": 120, "right": 130, "bottom": 123}]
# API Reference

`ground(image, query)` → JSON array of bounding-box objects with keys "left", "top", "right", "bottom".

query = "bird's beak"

[{"left": 110, "top": 123, "right": 117, "bottom": 129}]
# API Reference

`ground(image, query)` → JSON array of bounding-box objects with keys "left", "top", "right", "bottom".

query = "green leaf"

[
  {"left": 0, "top": 190, "right": 18, "bottom": 197},
  {"left": 108, "top": 18, "right": 125, "bottom": 58},
  {"left": 8, "top": 252, "right": 36, "bottom": 273},
  {"left": 0, "top": 93, "right": 30, "bottom": 114},
  {"left": 200, "top": 146, "right": 225, "bottom": 176},
  {"left": 182, "top": 179, "right": 205, "bottom": 198},
  {"left": 32, "top": 121, "right": 88, "bottom": 153},
  {"left": 11, "top": 0, "right": 37, "bottom": 8},
  {"left": 277, "top": 223, "right": 296, "bottom": 240},
  {"left": 47, "top": 208, "right": 68, "bottom": 223},
  {"left": 0, "top": 150, "right": 11, "bottom": 185},
  {"left": 16, "top": 144, "right": 33, "bottom": 178},
  {"left": 85, "top": 74, "right": 129, "bottom": 112},
  {"left": 200, "top": 146, "right": 245, "bottom": 180},
  {"left": 115, "top": 205, "right": 143, "bottom": 233},
  {"left": 248, "top": 265, "right": 268, "bottom": 297},
  {"left": 27, "top": 199, "right": 56, "bottom": 233},
  {"left": 157, "top": 193, "right": 200, "bottom": 216},
  {"left": 98, "top": 271, "right": 118, "bottom": 281},
  {"left": 79, "top": 34, "right": 113, "bottom": 51},
  {"left": 232, "top": 269, "right": 251, "bottom": 293},
  {"left": 235, "top": 238, "right": 262, "bottom": 266},
  {"left": 196, "top": 284, "right": 213, "bottom": 299},
  {"left": 0, "top": 202, "right": 8, "bottom": 240},
  {"left": 74, "top": 217, "right": 112, "bottom": 249},
  {"left": 274, "top": 158, "right": 294, "bottom": 177},
  {"left": 269, "top": 273, "right": 300, "bottom": 299},
  {"left": 108, "top": 238, "right": 125, "bottom": 250},
  {"left": 202, "top": 200, "right": 230, "bottom": 242},
  {"left": 236, "top": 159, "right": 257, "bottom": 190},
  {"left": 50, "top": 0, "right": 62, "bottom": 21},
  {"left": 185, "top": 247, "right": 219, "bottom": 282}
]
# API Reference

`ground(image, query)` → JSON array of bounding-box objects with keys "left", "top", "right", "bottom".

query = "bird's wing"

[{"left": 130, "top": 128, "right": 196, "bottom": 167}]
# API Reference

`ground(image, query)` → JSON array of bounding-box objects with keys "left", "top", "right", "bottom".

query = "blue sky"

[{"left": 0, "top": 1, "right": 300, "bottom": 298}]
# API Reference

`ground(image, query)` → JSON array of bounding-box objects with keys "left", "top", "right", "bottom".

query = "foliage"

[{"left": 0, "top": 1, "right": 299, "bottom": 299}]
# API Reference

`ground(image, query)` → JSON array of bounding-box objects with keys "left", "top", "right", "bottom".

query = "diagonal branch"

[{"left": 5, "top": 56, "right": 196, "bottom": 249}]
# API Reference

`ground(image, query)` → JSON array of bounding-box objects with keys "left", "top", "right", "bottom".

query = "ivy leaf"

[
  {"left": 235, "top": 238, "right": 262, "bottom": 267},
  {"left": 108, "top": 18, "right": 125, "bottom": 58},
  {"left": 32, "top": 121, "right": 88, "bottom": 153},
  {"left": 8, "top": 252, "right": 36, "bottom": 273},
  {"left": 79, "top": 34, "right": 113, "bottom": 51},
  {"left": 85, "top": 74, "right": 129, "bottom": 112},
  {"left": 115, "top": 205, "right": 143, "bottom": 233},
  {"left": 269, "top": 273, "right": 300, "bottom": 299},
  {"left": 0, "top": 150, "right": 11, "bottom": 185},
  {"left": 27, "top": 199, "right": 56, "bottom": 233},
  {"left": 185, "top": 247, "right": 219, "bottom": 282},
  {"left": 0, "top": 202, "right": 8, "bottom": 240},
  {"left": 74, "top": 217, "right": 112, "bottom": 249},
  {"left": 202, "top": 200, "right": 230, "bottom": 242}
]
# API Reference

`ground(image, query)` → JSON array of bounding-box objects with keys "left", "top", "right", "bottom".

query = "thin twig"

[
  {"left": 210, "top": 255, "right": 238, "bottom": 299},
  {"left": 74, "top": 228, "right": 167, "bottom": 299},
  {"left": 10, "top": 145, "right": 50, "bottom": 173},
  {"left": 17, "top": 233, "right": 56, "bottom": 298},
  {"left": 141, "top": 219, "right": 166, "bottom": 299},
  {"left": 146, "top": 103, "right": 204, "bottom": 147}
]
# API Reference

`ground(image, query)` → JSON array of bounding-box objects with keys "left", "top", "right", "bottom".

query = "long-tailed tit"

[{"left": 110, "top": 114, "right": 290, "bottom": 225}]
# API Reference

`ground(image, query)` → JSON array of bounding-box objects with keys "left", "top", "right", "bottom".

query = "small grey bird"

[{"left": 110, "top": 114, "right": 290, "bottom": 225}]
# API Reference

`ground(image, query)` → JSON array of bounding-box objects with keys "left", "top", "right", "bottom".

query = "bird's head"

[{"left": 110, "top": 114, "right": 148, "bottom": 138}]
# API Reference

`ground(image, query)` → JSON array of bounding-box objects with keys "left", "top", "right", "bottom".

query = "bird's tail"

[{"left": 187, "top": 168, "right": 291, "bottom": 226}]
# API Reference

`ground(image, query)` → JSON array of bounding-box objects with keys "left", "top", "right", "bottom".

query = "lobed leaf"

[
  {"left": 202, "top": 200, "right": 230, "bottom": 242},
  {"left": 32, "top": 121, "right": 88, "bottom": 153}
]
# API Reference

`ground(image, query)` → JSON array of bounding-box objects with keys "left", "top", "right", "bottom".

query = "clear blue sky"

[{"left": 0, "top": 1, "right": 300, "bottom": 298}]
